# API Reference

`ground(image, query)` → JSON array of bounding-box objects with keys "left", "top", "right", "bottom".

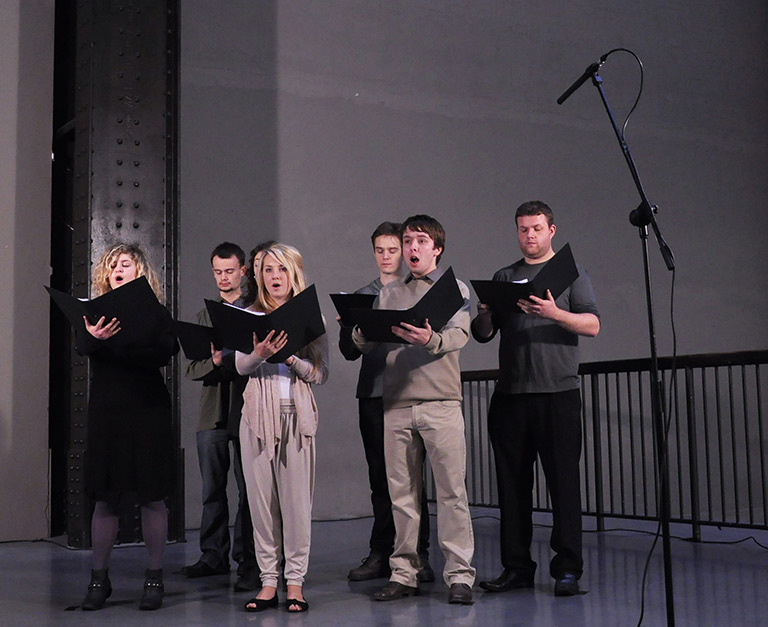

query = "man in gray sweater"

[{"left": 353, "top": 215, "right": 475, "bottom": 605}]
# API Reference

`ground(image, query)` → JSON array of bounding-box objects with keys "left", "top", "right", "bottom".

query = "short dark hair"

[
  {"left": 514, "top": 200, "right": 554, "bottom": 226},
  {"left": 401, "top": 214, "right": 445, "bottom": 264},
  {"left": 244, "top": 240, "right": 278, "bottom": 306},
  {"left": 370, "top": 221, "right": 401, "bottom": 247},
  {"left": 210, "top": 242, "right": 245, "bottom": 266},
  {"left": 248, "top": 240, "right": 278, "bottom": 265}
]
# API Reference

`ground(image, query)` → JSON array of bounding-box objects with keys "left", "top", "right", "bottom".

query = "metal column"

[{"left": 52, "top": 0, "right": 181, "bottom": 547}]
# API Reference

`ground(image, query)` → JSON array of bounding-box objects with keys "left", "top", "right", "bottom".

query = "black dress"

[{"left": 77, "top": 301, "right": 179, "bottom": 506}]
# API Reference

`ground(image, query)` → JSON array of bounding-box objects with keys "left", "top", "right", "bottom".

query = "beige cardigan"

[{"left": 236, "top": 328, "right": 329, "bottom": 460}]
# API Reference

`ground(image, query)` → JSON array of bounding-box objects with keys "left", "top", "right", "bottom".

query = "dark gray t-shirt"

[{"left": 472, "top": 255, "right": 599, "bottom": 394}]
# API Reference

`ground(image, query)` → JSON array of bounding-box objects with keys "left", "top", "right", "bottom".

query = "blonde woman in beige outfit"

[{"left": 235, "top": 243, "right": 329, "bottom": 614}]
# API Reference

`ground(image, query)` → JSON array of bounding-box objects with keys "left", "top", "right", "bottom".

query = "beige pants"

[
  {"left": 385, "top": 400, "right": 476, "bottom": 587},
  {"left": 240, "top": 402, "right": 315, "bottom": 588}
]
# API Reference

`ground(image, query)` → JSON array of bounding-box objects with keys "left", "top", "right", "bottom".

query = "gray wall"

[
  {"left": 0, "top": 0, "right": 55, "bottom": 540},
  {"left": 1, "top": 0, "right": 764, "bottom": 541},
  {"left": 179, "top": 0, "right": 768, "bottom": 523}
]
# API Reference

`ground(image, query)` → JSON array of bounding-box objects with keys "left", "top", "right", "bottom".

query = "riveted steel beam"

[{"left": 53, "top": 0, "right": 181, "bottom": 547}]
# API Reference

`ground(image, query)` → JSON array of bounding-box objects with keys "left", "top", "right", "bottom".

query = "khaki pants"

[
  {"left": 240, "top": 404, "right": 315, "bottom": 588},
  {"left": 385, "top": 400, "right": 475, "bottom": 587}
]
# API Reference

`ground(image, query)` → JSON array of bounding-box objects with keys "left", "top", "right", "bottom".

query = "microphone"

[{"left": 557, "top": 54, "right": 608, "bottom": 105}]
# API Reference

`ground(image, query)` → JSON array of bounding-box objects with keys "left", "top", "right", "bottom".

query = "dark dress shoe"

[
  {"left": 448, "top": 583, "right": 474, "bottom": 605},
  {"left": 181, "top": 560, "right": 229, "bottom": 578},
  {"left": 348, "top": 553, "right": 390, "bottom": 581},
  {"left": 244, "top": 593, "right": 279, "bottom": 612},
  {"left": 479, "top": 569, "right": 534, "bottom": 592},
  {"left": 234, "top": 568, "right": 262, "bottom": 592},
  {"left": 417, "top": 554, "right": 435, "bottom": 583},
  {"left": 373, "top": 581, "right": 419, "bottom": 601},
  {"left": 554, "top": 573, "right": 580, "bottom": 597}
]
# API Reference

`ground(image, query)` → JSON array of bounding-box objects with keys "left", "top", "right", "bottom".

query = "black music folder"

[
  {"left": 173, "top": 320, "right": 219, "bottom": 361},
  {"left": 349, "top": 267, "right": 465, "bottom": 344},
  {"left": 46, "top": 276, "right": 161, "bottom": 341},
  {"left": 330, "top": 293, "right": 376, "bottom": 326},
  {"left": 470, "top": 243, "right": 579, "bottom": 314},
  {"left": 204, "top": 284, "right": 325, "bottom": 363}
]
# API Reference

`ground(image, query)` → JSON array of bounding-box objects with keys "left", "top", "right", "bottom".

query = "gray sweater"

[{"left": 353, "top": 267, "right": 470, "bottom": 409}]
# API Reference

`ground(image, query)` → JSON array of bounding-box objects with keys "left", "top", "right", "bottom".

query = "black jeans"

[
  {"left": 359, "top": 397, "right": 430, "bottom": 558},
  {"left": 196, "top": 429, "right": 256, "bottom": 571},
  {"left": 488, "top": 389, "right": 583, "bottom": 579}
]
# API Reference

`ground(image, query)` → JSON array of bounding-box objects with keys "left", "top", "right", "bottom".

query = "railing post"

[
  {"left": 464, "top": 350, "right": 768, "bottom": 536},
  {"left": 591, "top": 374, "right": 605, "bottom": 531},
  {"left": 685, "top": 367, "right": 701, "bottom": 541}
]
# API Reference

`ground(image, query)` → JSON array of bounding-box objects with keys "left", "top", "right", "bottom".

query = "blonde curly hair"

[{"left": 92, "top": 243, "right": 164, "bottom": 300}]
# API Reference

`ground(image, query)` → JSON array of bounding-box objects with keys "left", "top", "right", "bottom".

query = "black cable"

[
  {"left": 599, "top": 48, "right": 645, "bottom": 141},
  {"left": 580, "top": 524, "right": 768, "bottom": 550}
]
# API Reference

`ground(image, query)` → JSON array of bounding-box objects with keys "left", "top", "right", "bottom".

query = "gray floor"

[{"left": 1, "top": 507, "right": 767, "bottom": 626}]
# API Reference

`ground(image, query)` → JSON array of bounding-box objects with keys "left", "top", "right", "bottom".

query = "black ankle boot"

[
  {"left": 81, "top": 568, "right": 112, "bottom": 610},
  {"left": 139, "top": 568, "right": 164, "bottom": 611}
]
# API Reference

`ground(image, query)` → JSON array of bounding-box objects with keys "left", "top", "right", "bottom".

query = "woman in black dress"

[{"left": 77, "top": 244, "right": 178, "bottom": 611}]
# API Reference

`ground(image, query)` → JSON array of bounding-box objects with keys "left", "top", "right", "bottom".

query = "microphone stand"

[{"left": 569, "top": 65, "right": 676, "bottom": 625}]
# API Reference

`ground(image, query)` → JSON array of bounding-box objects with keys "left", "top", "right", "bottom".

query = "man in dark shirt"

[
  {"left": 472, "top": 201, "right": 600, "bottom": 597},
  {"left": 182, "top": 242, "right": 258, "bottom": 591}
]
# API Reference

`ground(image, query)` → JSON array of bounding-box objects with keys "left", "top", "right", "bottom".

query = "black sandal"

[
  {"left": 244, "top": 594, "right": 279, "bottom": 612},
  {"left": 286, "top": 597, "right": 309, "bottom": 613}
]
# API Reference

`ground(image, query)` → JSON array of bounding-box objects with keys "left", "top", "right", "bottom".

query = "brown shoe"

[
  {"left": 373, "top": 581, "right": 419, "bottom": 601},
  {"left": 448, "top": 582, "right": 474, "bottom": 605},
  {"left": 348, "top": 553, "right": 390, "bottom": 581}
]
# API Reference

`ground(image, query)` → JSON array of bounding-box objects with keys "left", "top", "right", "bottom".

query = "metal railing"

[{"left": 454, "top": 350, "right": 768, "bottom": 540}]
